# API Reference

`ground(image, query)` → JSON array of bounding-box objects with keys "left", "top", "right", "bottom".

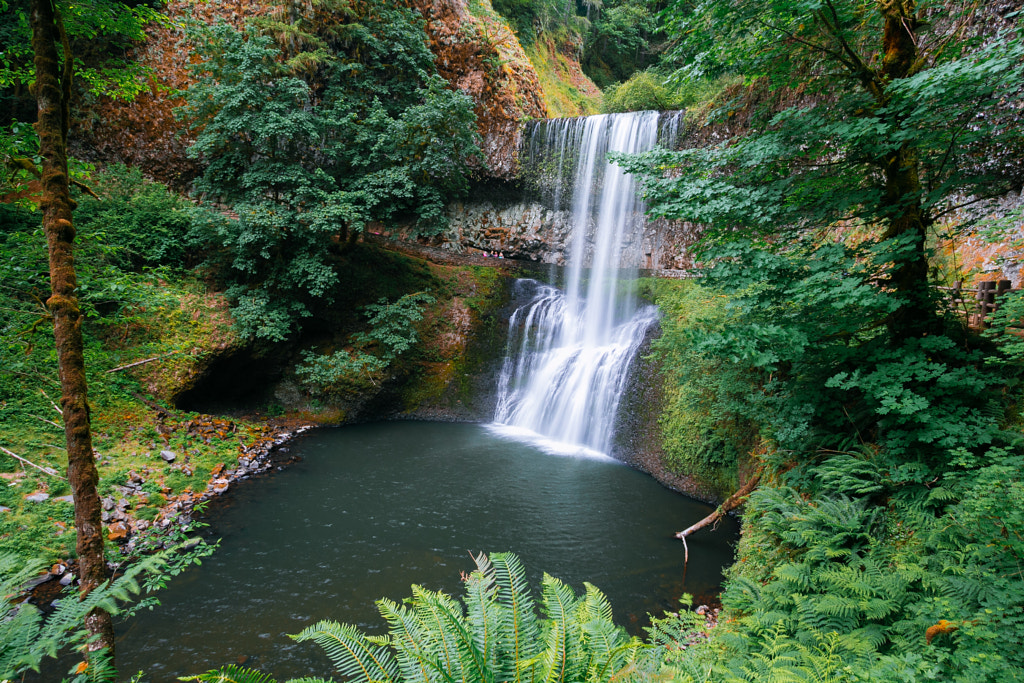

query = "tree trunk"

[
  {"left": 30, "top": 0, "right": 115, "bottom": 656},
  {"left": 675, "top": 468, "right": 763, "bottom": 541},
  {"left": 876, "top": 1, "right": 938, "bottom": 340}
]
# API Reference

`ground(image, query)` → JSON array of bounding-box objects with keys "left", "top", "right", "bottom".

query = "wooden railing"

[{"left": 939, "top": 279, "right": 1018, "bottom": 327}]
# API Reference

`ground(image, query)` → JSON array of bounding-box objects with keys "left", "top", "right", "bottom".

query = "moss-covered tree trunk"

[
  {"left": 875, "top": 0, "right": 936, "bottom": 340},
  {"left": 30, "top": 0, "right": 114, "bottom": 655}
]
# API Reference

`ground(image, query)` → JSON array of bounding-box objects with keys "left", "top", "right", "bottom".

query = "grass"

[{"left": 0, "top": 262, "right": 267, "bottom": 565}]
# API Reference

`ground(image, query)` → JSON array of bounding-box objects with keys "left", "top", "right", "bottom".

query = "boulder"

[{"left": 107, "top": 522, "right": 129, "bottom": 541}]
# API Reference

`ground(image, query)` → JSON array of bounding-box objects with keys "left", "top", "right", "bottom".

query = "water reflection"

[{"left": 113, "top": 422, "right": 737, "bottom": 681}]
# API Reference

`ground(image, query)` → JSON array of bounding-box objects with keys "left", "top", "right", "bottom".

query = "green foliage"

[
  {"left": 622, "top": 4, "right": 1024, "bottom": 243},
  {"left": 297, "top": 291, "right": 435, "bottom": 394},
  {"left": 0, "top": 121, "right": 96, "bottom": 205},
  {"left": 491, "top": 0, "right": 664, "bottom": 88},
  {"left": 0, "top": 551, "right": 166, "bottom": 680},
  {"left": 582, "top": 0, "right": 657, "bottom": 87},
  {"left": 601, "top": 70, "right": 676, "bottom": 113},
  {"left": 625, "top": 4, "right": 1024, "bottom": 680},
  {"left": 181, "top": 5, "right": 482, "bottom": 340},
  {"left": 984, "top": 290, "right": 1024, "bottom": 365},
  {"left": 72, "top": 164, "right": 196, "bottom": 272},
  {"left": 353, "top": 292, "right": 436, "bottom": 361},
  {"left": 603, "top": 71, "right": 742, "bottom": 115},
  {"left": 681, "top": 238, "right": 1013, "bottom": 469},
  {"left": 1, "top": 187, "right": 244, "bottom": 565},
  {"left": 0, "top": 0, "right": 166, "bottom": 103},
  {"left": 186, "top": 552, "right": 646, "bottom": 683},
  {"left": 491, "top": 0, "right": 587, "bottom": 47}
]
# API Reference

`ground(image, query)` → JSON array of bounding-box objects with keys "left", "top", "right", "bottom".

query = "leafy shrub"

[
  {"left": 73, "top": 164, "right": 196, "bottom": 271},
  {"left": 180, "top": 2, "right": 482, "bottom": 341},
  {"left": 602, "top": 70, "right": 740, "bottom": 114},
  {"left": 602, "top": 70, "right": 677, "bottom": 112},
  {"left": 297, "top": 292, "right": 435, "bottom": 394}
]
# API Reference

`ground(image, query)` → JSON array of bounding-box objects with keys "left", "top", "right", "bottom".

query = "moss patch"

[{"left": 524, "top": 38, "right": 602, "bottom": 118}]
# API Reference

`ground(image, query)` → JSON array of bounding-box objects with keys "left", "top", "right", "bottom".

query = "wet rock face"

[
  {"left": 442, "top": 197, "right": 699, "bottom": 272},
  {"left": 446, "top": 200, "right": 573, "bottom": 263},
  {"left": 72, "top": 0, "right": 260, "bottom": 186},
  {"left": 940, "top": 190, "right": 1024, "bottom": 287},
  {"left": 410, "top": 0, "right": 547, "bottom": 177}
]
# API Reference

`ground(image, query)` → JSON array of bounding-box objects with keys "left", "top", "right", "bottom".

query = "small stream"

[{"left": 111, "top": 422, "right": 738, "bottom": 681}]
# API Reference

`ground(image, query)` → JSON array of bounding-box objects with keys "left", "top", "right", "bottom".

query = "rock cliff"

[
  {"left": 411, "top": 0, "right": 547, "bottom": 177},
  {"left": 75, "top": 0, "right": 547, "bottom": 183},
  {"left": 441, "top": 198, "right": 696, "bottom": 272}
]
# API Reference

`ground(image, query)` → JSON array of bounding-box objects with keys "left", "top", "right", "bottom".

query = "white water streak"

[{"left": 493, "top": 112, "right": 669, "bottom": 455}]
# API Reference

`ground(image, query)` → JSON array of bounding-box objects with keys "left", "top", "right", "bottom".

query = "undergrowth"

[
  {"left": 523, "top": 39, "right": 601, "bottom": 117},
  {"left": 0, "top": 169, "right": 262, "bottom": 565}
]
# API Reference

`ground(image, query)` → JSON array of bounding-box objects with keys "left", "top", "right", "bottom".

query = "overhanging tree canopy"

[
  {"left": 623, "top": 0, "right": 1023, "bottom": 337},
  {"left": 618, "top": 2, "right": 1023, "bottom": 464}
]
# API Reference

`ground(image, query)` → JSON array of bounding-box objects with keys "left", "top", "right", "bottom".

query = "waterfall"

[{"left": 492, "top": 111, "right": 673, "bottom": 456}]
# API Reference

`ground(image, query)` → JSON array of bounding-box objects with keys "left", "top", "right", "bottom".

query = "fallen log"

[
  {"left": 0, "top": 445, "right": 63, "bottom": 478},
  {"left": 677, "top": 467, "right": 763, "bottom": 566},
  {"left": 106, "top": 351, "right": 180, "bottom": 374}
]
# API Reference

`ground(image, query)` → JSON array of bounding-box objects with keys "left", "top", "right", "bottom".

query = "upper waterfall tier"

[{"left": 493, "top": 111, "right": 674, "bottom": 455}]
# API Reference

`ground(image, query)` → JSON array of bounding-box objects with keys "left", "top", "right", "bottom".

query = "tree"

[
  {"left": 181, "top": 2, "right": 483, "bottom": 341},
  {"left": 618, "top": 3, "right": 1024, "bottom": 464},
  {"left": 625, "top": 0, "right": 1023, "bottom": 340},
  {"left": 614, "top": 8, "right": 1024, "bottom": 678},
  {"left": 28, "top": 0, "right": 114, "bottom": 655},
  {"left": 0, "top": 552, "right": 169, "bottom": 680},
  {"left": 15, "top": 0, "right": 165, "bottom": 661}
]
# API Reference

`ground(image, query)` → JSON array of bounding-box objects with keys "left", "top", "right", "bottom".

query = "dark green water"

[{"left": 113, "top": 422, "right": 738, "bottom": 681}]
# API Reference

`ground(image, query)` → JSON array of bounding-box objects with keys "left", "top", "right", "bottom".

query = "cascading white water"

[{"left": 493, "top": 111, "right": 675, "bottom": 456}]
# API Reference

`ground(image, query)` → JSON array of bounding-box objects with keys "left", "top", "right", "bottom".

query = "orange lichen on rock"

[
  {"left": 410, "top": 0, "right": 547, "bottom": 176},
  {"left": 106, "top": 521, "right": 129, "bottom": 541}
]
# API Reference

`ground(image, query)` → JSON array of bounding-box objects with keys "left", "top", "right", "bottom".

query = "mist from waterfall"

[{"left": 492, "top": 111, "right": 678, "bottom": 456}]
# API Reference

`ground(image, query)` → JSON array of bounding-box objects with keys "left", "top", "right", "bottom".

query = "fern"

[
  {"left": 0, "top": 551, "right": 167, "bottom": 680},
  {"left": 490, "top": 552, "right": 542, "bottom": 680},
  {"left": 291, "top": 620, "right": 400, "bottom": 683},
  {"left": 197, "top": 554, "right": 638, "bottom": 683},
  {"left": 180, "top": 664, "right": 280, "bottom": 683}
]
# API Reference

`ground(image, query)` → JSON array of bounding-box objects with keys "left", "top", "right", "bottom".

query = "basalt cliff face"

[
  {"left": 441, "top": 198, "right": 696, "bottom": 273},
  {"left": 74, "top": 0, "right": 547, "bottom": 184},
  {"left": 411, "top": 0, "right": 547, "bottom": 177}
]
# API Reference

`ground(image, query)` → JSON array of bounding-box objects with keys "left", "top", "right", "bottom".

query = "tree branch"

[
  {"left": 752, "top": 16, "right": 853, "bottom": 69},
  {"left": 0, "top": 445, "right": 64, "bottom": 478},
  {"left": 677, "top": 467, "right": 763, "bottom": 548},
  {"left": 820, "top": 0, "right": 882, "bottom": 93},
  {"left": 106, "top": 351, "right": 180, "bottom": 374},
  {"left": 679, "top": 466, "right": 761, "bottom": 569}
]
